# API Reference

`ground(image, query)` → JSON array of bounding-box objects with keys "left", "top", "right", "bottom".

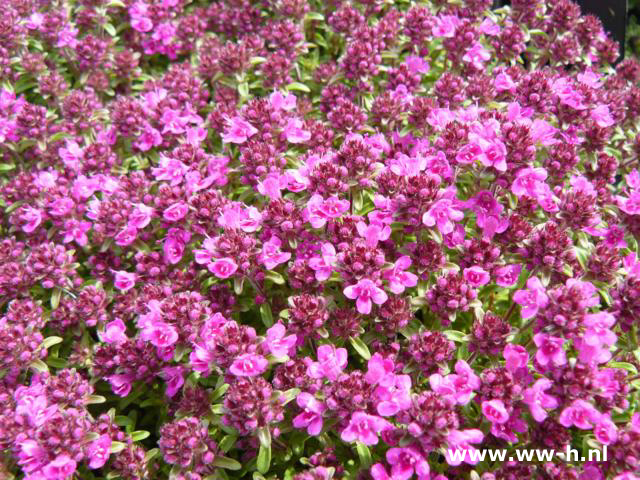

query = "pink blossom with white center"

[
  {"left": 99, "top": 318, "right": 128, "bottom": 345},
  {"left": 523, "top": 378, "right": 558, "bottom": 422},
  {"left": 374, "top": 374, "right": 412, "bottom": 416},
  {"left": 425, "top": 151, "right": 453, "bottom": 181},
  {"left": 463, "top": 266, "right": 490, "bottom": 287},
  {"left": 594, "top": 415, "right": 618, "bottom": 445},
  {"left": 222, "top": 116, "right": 258, "bottom": 144},
  {"left": 444, "top": 429, "right": 484, "bottom": 466},
  {"left": 385, "top": 446, "right": 430, "bottom": 480},
  {"left": 209, "top": 257, "right": 238, "bottom": 279},
  {"left": 217, "top": 203, "right": 262, "bottom": 232},
  {"left": 494, "top": 264, "right": 522, "bottom": 287},
  {"left": 260, "top": 236, "right": 291, "bottom": 270},
  {"left": 134, "top": 124, "right": 162, "bottom": 151},
  {"left": 87, "top": 434, "right": 112, "bottom": 469},
  {"left": 422, "top": 198, "right": 464, "bottom": 235},
  {"left": 25, "top": 12, "right": 45, "bottom": 30},
  {"left": 263, "top": 323, "right": 297, "bottom": 357},
  {"left": 463, "top": 42, "right": 490, "bottom": 69},
  {"left": 113, "top": 270, "right": 136, "bottom": 291},
  {"left": 341, "top": 411, "right": 391, "bottom": 446},
  {"left": 139, "top": 315, "right": 179, "bottom": 348},
  {"left": 405, "top": 55, "right": 430, "bottom": 75},
  {"left": 269, "top": 91, "right": 297, "bottom": 111},
  {"left": 307, "top": 344, "right": 348, "bottom": 381},
  {"left": 229, "top": 353, "right": 268, "bottom": 377},
  {"left": 591, "top": 104, "right": 614, "bottom": 128},
  {"left": 293, "top": 392, "right": 326, "bottom": 435},
  {"left": 344, "top": 278, "right": 388, "bottom": 315},
  {"left": 152, "top": 156, "right": 188, "bottom": 185},
  {"left": 432, "top": 15, "right": 460, "bottom": 37},
  {"left": 357, "top": 221, "right": 391, "bottom": 248},
  {"left": 163, "top": 228, "right": 191, "bottom": 264},
  {"left": 513, "top": 276, "right": 548, "bottom": 319},
  {"left": 558, "top": 399, "right": 602, "bottom": 430},
  {"left": 481, "top": 399, "right": 509, "bottom": 424},
  {"left": 533, "top": 333, "right": 566, "bottom": 367},
  {"left": 305, "top": 194, "right": 350, "bottom": 229},
  {"left": 283, "top": 118, "right": 311, "bottom": 143},
  {"left": 511, "top": 167, "right": 548, "bottom": 197},
  {"left": 163, "top": 202, "right": 188, "bottom": 222},
  {"left": 456, "top": 142, "right": 483, "bottom": 166},
  {"left": 128, "top": 203, "right": 154, "bottom": 229},
  {"left": 42, "top": 454, "right": 77, "bottom": 480},
  {"left": 17, "top": 440, "right": 47, "bottom": 473},
  {"left": 308, "top": 242, "right": 337, "bottom": 281},
  {"left": 383, "top": 256, "right": 418, "bottom": 294},
  {"left": 478, "top": 139, "right": 507, "bottom": 172},
  {"left": 59, "top": 140, "right": 84, "bottom": 172}
]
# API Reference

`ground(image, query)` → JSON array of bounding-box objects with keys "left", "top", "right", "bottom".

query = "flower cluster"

[{"left": 0, "top": 0, "right": 639, "bottom": 479}]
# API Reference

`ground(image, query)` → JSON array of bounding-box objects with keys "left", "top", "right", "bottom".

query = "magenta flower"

[
  {"left": 18, "top": 440, "right": 47, "bottom": 474},
  {"left": 293, "top": 392, "right": 326, "bottom": 435},
  {"left": 222, "top": 116, "right": 258, "bottom": 144},
  {"left": 405, "top": 55, "right": 430, "bottom": 75},
  {"left": 152, "top": 156, "right": 188, "bottom": 186},
  {"left": 385, "top": 446, "right": 430, "bottom": 480},
  {"left": 365, "top": 353, "right": 396, "bottom": 387},
  {"left": 503, "top": 344, "right": 529, "bottom": 374},
  {"left": 283, "top": 118, "right": 311, "bottom": 144},
  {"left": 269, "top": 91, "right": 297, "bottom": 111},
  {"left": 383, "top": 256, "right": 418, "bottom": 294},
  {"left": 456, "top": 142, "right": 483, "bottom": 165},
  {"left": 511, "top": 167, "right": 548, "bottom": 197},
  {"left": 591, "top": 104, "right": 614, "bottom": 128},
  {"left": 513, "top": 277, "right": 548, "bottom": 319},
  {"left": 344, "top": 278, "right": 388, "bottom": 315},
  {"left": 308, "top": 243, "right": 337, "bottom": 281},
  {"left": 494, "top": 264, "right": 521, "bottom": 287},
  {"left": 478, "top": 140, "right": 507, "bottom": 172},
  {"left": 209, "top": 257, "right": 238, "bottom": 279},
  {"left": 444, "top": 429, "right": 484, "bottom": 466},
  {"left": 463, "top": 42, "right": 490, "bottom": 69},
  {"left": 113, "top": 270, "right": 136, "bottom": 292},
  {"left": 107, "top": 373, "right": 133, "bottom": 397},
  {"left": 163, "top": 228, "right": 191, "bottom": 264},
  {"left": 463, "top": 266, "right": 490, "bottom": 287},
  {"left": 533, "top": 333, "right": 566, "bottom": 368},
  {"left": 594, "top": 415, "right": 618, "bottom": 445},
  {"left": 163, "top": 202, "right": 188, "bottom": 222},
  {"left": 481, "top": 399, "right": 509, "bottom": 424},
  {"left": 134, "top": 124, "right": 162, "bottom": 151},
  {"left": 357, "top": 221, "right": 391, "bottom": 248},
  {"left": 259, "top": 236, "right": 291, "bottom": 270},
  {"left": 422, "top": 199, "right": 464, "bottom": 235},
  {"left": 140, "top": 318, "right": 178, "bottom": 348},
  {"left": 432, "top": 15, "right": 460, "bottom": 37},
  {"left": 62, "top": 219, "right": 92, "bottom": 247},
  {"left": 99, "top": 318, "right": 128, "bottom": 345},
  {"left": 305, "top": 194, "right": 350, "bottom": 228},
  {"left": 17, "top": 207, "right": 42, "bottom": 233},
  {"left": 558, "top": 399, "right": 601, "bottom": 430},
  {"left": 161, "top": 366, "right": 185, "bottom": 397},
  {"left": 264, "top": 323, "right": 297, "bottom": 358},
  {"left": 341, "top": 411, "right": 390, "bottom": 446},
  {"left": 128, "top": 203, "right": 154, "bottom": 229},
  {"left": 575, "top": 312, "right": 617, "bottom": 364},
  {"left": 87, "top": 434, "right": 112, "bottom": 469},
  {"left": 42, "top": 454, "right": 77, "bottom": 480},
  {"left": 373, "top": 374, "right": 412, "bottom": 416},
  {"left": 307, "top": 344, "right": 348, "bottom": 381},
  {"left": 229, "top": 353, "right": 268, "bottom": 377},
  {"left": 523, "top": 378, "right": 558, "bottom": 422}
]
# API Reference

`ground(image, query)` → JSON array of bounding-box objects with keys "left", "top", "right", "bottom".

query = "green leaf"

[
  {"left": 257, "top": 426, "right": 271, "bottom": 448},
  {"left": 305, "top": 12, "right": 325, "bottom": 21},
  {"left": 219, "top": 434, "right": 237, "bottom": 453},
  {"left": 257, "top": 444, "right": 271, "bottom": 474},
  {"left": 131, "top": 430, "right": 150, "bottom": 441},
  {"left": 30, "top": 359, "right": 48, "bottom": 373},
  {"left": 110, "top": 441, "right": 127, "bottom": 453},
  {"left": 349, "top": 336, "right": 371, "bottom": 360},
  {"left": 444, "top": 330, "right": 468, "bottom": 343},
  {"left": 104, "top": 23, "right": 117, "bottom": 36},
  {"left": 51, "top": 287, "right": 62, "bottom": 309},
  {"left": 87, "top": 395, "right": 107, "bottom": 404},
  {"left": 144, "top": 448, "right": 159, "bottom": 462},
  {"left": 0, "top": 163, "right": 16, "bottom": 172},
  {"left": 238, "top": 82, "right": 249, "bottom": 98},
  {"left": 356, "top": 442, "right": 372, "bottom": 468},
  {"left": 264, "top": 271, "right": 285, "bottom": 285},
  {"left": 234, "top": 276, "right": 245, "bottom": 295},
  {"left": 609, "top": 362, "right": 638, "bottom": 374},
  {"left": 212, "top": 383, "right": 229, "bottom": 401},
  {"left": 214, "top": 456, "right": 242, "bottom": 470},
  {"left": 260, "top": 303, "right": 273, "bottom": 327},
  {"left": 286, "top": 82, "right": 311, "bottom": 93},
  {"left": 41, "top": 336, "right": 63, "bottom": 349}
]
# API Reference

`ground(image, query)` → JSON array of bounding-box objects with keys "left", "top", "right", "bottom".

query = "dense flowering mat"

[{"left": 2, "top": 0, "right": 640, "bottom": 479}]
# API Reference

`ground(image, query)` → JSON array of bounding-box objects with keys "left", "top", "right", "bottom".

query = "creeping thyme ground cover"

[{"left": 4, "top": 0, "right": 640, "bottom": 478}]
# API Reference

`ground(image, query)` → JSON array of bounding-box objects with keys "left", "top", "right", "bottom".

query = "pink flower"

[
  {"left": 59, "top": 140, "right": 83, "bottom": 172},
  {"left": 134, "top": 124, "right": 162, "bottom": 151},
  {"left": 87, "top": 434, "right": 112, "bottom": 469},
  {"left": 591, "top": 105, "right": 614, "bottom": 128},
  {"left": 264, "top": 323, "right": 297, "bottom": 357},
  {"left": 229, "top": 353, "right": 268, "bottom": 376},
  {"left": 222, "top": 116, "right": 258, "bottom": 144},
  {"left": 129, "top": 203, "right": 154, "bottom": 229},
  {"left": 308, "top": 243, "right": 337, "bottom": 281},
  {"left": 365, "top": 353, "right": 396, "bottom": 387},
  {"left": 463, "top": 42, "right": 490, "bottom": 69},
  {"left": 494, "top": 264, "right": 521, "bottom": 287},
  {"left": 383, "top": 256, "right": 418, "bottom": 294},
  {"left": 341, "top": 411, "right": 390, "bottom": 446},
  {"left": 209, "top": 257, "right": 238, "bottom": 279},
  {"left": 269, "top": 91, "right": 297, "bottom": 111},
  {"left": 163, "top": 228, "right": 191, "bottom": 264},
  {"left": 357, "top": 221, "right": 391, "bottom": 248},
  {"left": 18, "top": 440, "right": 47, "bottom": 473},
  {"left": 479, "top": 18, "right": 500, "bottom": 35},
  {"left": 432, "top": 15, "right": 460, "bottom": 37},
  {"left": 257, "top": 172, "right": 288, "bottom": 199},
  {"left": 99, "top": 318, "right": 128, "bottom": 345},
  {"left": 305, "top": 195, "right": 351, "bottom": 228},
  {"left": 163, "top": 202, "right": 188, "bottom": 222},
  {"left": 386, "top": 446, "right": 430, "bottom": 480},
  {"left": 260, "top": 236, "right": 291, "bottom": 270},
  {"left": 18, "top": 207, "right": 42, "bottom": 233},
  {"left": 283, "top": 118, "right": 311, "bottom": 143},
  {"left": 161, "top": 366, "right": 185, "bottom": 397},
  {"left": 503, "top": 344, "right": 529, "bottom": 374},
  {"left": 344, "top": 278, "right": 388, "bottom": 315},
  {"left": 494, "top": 72, "right": 515, "bottom": 92},
  {"left": 293, "top": 392, "right": 326, "bottom": 435},
  {"left": 575, "top": 312, "right": 617, "bottom": 364},
  {"left": 42, "top": 454, "right": 77, "bottom": 480},
  {"left": 456, "top": 142, "right": 483, "bottom": 165},
  {"left": 445, "top": 429, "right": 484, "bottom": 466},
  {"left": 463, "top": 266, "right": 490, "bottom": 287},
  {"left": 113, "top": 270, "right": 136, "bottom": 291},
  {"left": 478, "top": 140, "right": 507, "bottom": 172},
  {"left": 373, "top": 374, "right": 412, "bottom": 416},
  {"left": 114, "top": 226, "right": 138, "bottom": 247},
  {"left": 139, "top": 313, "right": 179, "bottom": 348},
  {"left": 422, "top": 199, "right": 464, "bottom": 235},
  {"left": 594, "top": 414, "right": 618, "bottom": 445},
  {"left": 523, "top": 378, "right": 558, "bottom": 422},
  {"left": 481, "top": 399, "right": 509, "bottom": 424},
  {"left": 558, "top": 399, "right": 601, "bottom": 430},
  {"left": 511, "top": 167, "right": 548, "bottom": 197},
  {"left": 534, "top": 333, "right": 566, "bottom": 368},
  {"left": 152, "top": 156, "right": 188, "bottom": 185},
  {"left": 307, "top": 344, "right": 348, "bottom": 381},
  {"left": 405, "top": 55, "right": 430, "bottom": 75},
  {"left": 218, "top": 203, "right": 262, "bottom": 232},
  {"left": 513, "top": 277, "right": 548, "bottom": 319}
]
